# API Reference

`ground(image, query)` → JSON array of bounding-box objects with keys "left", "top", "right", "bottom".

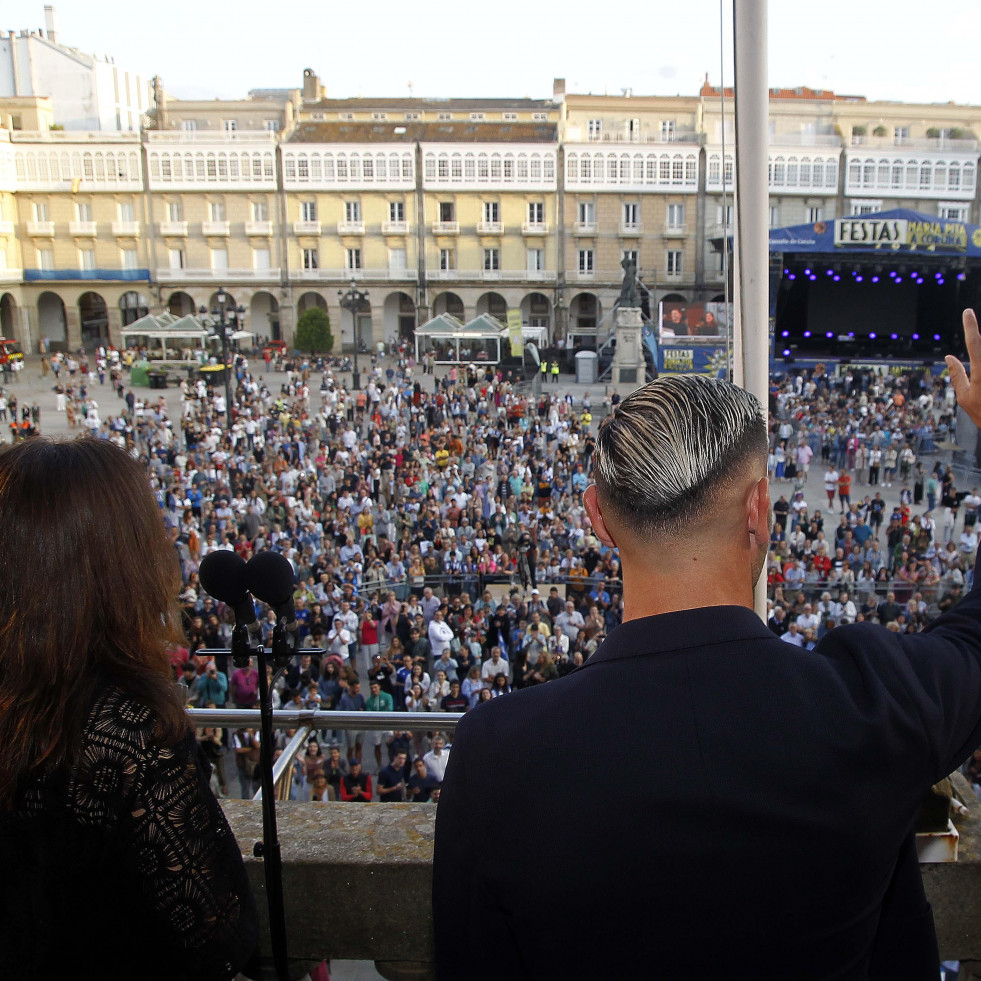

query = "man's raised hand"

[{"left": 945, "top": 309, "right": 981, "bottom": 428}]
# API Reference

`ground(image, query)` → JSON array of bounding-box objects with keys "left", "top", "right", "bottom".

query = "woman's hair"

[{"left": 0, "top": 437, "right": 189, "bottom": 807}]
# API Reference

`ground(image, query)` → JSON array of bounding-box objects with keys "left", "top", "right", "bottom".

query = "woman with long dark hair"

[{"left": 0, "top": 437, "right": 257, "bottom": 980}]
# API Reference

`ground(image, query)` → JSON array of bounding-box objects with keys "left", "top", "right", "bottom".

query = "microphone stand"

[
  {"left": 227, "top": 625, "right": 292, "bottom": 981},
  {"left": 206, "top": 633, "right": 327, "bottom": 979},
  {"left": 254, "top": 641, "right": 289, "bottom": 981}
]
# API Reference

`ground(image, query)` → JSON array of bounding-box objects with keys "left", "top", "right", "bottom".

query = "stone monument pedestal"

[{"left": 611, "top": 306, "right": 645, "bottom": 394}]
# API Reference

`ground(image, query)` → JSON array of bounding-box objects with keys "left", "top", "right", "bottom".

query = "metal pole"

[
  {"left": 352, "top": 302, "right": 360, "bottom": 390},
  {"left": 732, "top": 0, "right": 769, "bottom": 619},
  {"left": 222, "top": 322, "right": 232, "bottom": 425},
  {"left": 254, "top": 652, "right": 290, "bottom": 980}
]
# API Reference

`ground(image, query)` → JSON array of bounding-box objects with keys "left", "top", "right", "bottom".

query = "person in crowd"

[
  {"left": 340, "top": 759, "right": 372, "bottom": 802},
  {"left": 407, "top": 756, "right": 440, "bottom": 802}
]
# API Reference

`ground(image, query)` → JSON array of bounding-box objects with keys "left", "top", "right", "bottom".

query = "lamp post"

[
  {"left": 199, "top": 287, "right": 245, "bottom": 424},
  {"left": 337, "top": 279, "right": 369, "bottom": 391}
]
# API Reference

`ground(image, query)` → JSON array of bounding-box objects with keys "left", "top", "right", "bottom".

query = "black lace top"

[{"left": 0, "top": 685, "right": 258, "bottom": 980}]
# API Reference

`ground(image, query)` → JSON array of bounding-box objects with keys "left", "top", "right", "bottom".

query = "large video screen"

[
  {"left": 805, "top": 279, "right": 917, "bottom": 337},
  {"left": 658, "top": 301, "right": 730, "bottom": 340}
]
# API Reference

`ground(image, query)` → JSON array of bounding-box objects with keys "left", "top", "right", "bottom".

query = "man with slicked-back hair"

[{"left": 434, "top": 310, "right": 981, "bottom": 980}]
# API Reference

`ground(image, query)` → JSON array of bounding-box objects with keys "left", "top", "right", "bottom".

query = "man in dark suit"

[{"left": 433, "top": 310, "right": 981, "bottom": 980}]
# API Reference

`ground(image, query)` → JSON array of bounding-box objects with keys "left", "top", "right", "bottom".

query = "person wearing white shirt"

[
  {"left": 795, "top": 604, "right": 820, "bottom": 632},
  {"left": 780, "top": 623, "right": 804, "bottom": 647},
  {"left": 423, "top": 735, "right": 450, "bottom": 782},
  {"left": 428, "top": 610, "right": 455, "bottom": 660},
  {"left": 327, "top": 619, "right": 353, "bottom": 660}
]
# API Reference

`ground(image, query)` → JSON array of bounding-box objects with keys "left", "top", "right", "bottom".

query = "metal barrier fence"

[
  {"left": 299, "top": 571, "right": 623, "bottom": 603},
  {"left": 767, "top": 577, "right": 966, "bottom": 610},
  {"left": 189, "top": 708, "right": 463, "bottom": 802}
]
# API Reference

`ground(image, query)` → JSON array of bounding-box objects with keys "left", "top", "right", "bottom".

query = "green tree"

[{"left": 294, "top": 307, "right": 333, "bottom": 355}]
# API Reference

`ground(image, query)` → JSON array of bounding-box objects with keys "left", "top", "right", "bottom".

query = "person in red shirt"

[
  {"left": 837, "top": 470, "right": 852, "bottom": 513},
  {"left": 812, "top": 547, "right": 832, "bottom": 581}
]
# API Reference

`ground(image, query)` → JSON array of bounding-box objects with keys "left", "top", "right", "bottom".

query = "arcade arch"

[
  {"left": 38, "top": 292, "right": 67, "bottom": 344},
  {"left": 520, "top": 292, "right": 552, "bottom": 336},
  {"left": 384, "top": 291, "right": 416, "bottom": 343},
  {"left": 476, "top": 292, "right": 507, "bottom": 320},
  {"left": 432, "top": 291, "right": 464, "bottom": 320},
  {"left": 250, "top": 291, "right": 280, "bottom": 341},
  {"left": 167, "top": 292, "right": 195, "bottom": 317},
  {"left": 119, "top": 290, "right": 149, "bottom": 327},
  {"left": 0, "top": 293, "right": 17, "bottom": 341},
  {"left": 78, "top": 292, "right": 109, "bottom": 347}
]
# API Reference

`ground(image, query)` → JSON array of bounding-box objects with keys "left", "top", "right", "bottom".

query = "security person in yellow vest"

[
  {"left": 540, "top": 359, "right": 548, "bottom": 381},
  {"left": 550, "top": 361, "right": 560, "bottom": 383}
]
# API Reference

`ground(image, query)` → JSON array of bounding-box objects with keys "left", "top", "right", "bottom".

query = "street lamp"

[
  {"left": 337, "top": 279, "right": 369, "bottom": 391},
  {"left": 198, "top": 287, "right": 245, "bottom": 424}
]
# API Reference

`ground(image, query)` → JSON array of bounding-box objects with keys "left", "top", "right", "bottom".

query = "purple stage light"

[
  {"left": 782, "top": 349, "right": 791, "bottom": 357},
  {"left": 825, "top": 331, "right": 834, "bottom": 339},
  {"left": 788, "top": 273, "right": 797, "bottom": 280},
  {"left": 871, "top": 275, "right": 880, "bottom": 283},
  {"left": 781, "top": 330, "right": 789, "bottom": 338},
  {"left": 869, "top": 332, "right": 877, "bottom": 339},
  {"left": 826, "top": 269, "right": 834, "bottom": 276},
  {"left": 895, "top": 276, "right": 903, "bottom": 283},
  {"left": 889, "top": 270, "right": 897, "bottom": 277},
  {"left": 912, "top": 333, "right": 920, "bottom": 340},
  {"left": 958, "top": 272, "right": 967, "bottom": 281},
  {"left": 833, "top": 275, "right": 841, "bottom": 281},
  {"left": 934, "top": 334, "right": 941, "bottom": 341},
  {"left": 938, "top": 278, "right": 945, "bottom": 285},
  {"left": 890, "top": 333, "right": 899, "bottom": 340},
  {"left": 804, "top": 268, "right": 812, "bottom": 275},
  {"left": 803, "top": 330, "right": 812, "bottom": 338},
  {"left": 856, "top": 275, "right": 864, "bottom": 282}
]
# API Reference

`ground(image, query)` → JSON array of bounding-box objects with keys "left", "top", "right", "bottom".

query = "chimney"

[
  {"left": 44, "top": 6, "right": 56, "bottom": 44},
  {"left": 553, "top": 78, "right": 566, "bottom": 103},
  {"left": 302, "top": 68, "right": 322, "bottom": 102}
]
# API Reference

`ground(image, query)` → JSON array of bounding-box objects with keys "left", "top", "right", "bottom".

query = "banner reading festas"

[
  {"left": 507, "top": 309, "right": 523, "bottom": 357},
  {"left": 833, "top": 216, "right": 969, "bottom": 252}
]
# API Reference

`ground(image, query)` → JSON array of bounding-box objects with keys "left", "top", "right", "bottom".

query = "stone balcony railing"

[
  {"left": 221, "top": 775, "right": 981, "bottom": 981},
  {"left": 194, "top": 708, "right": 981, "bottom": 980}
]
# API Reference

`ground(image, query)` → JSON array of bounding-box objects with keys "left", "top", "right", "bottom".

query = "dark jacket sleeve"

[{"left": 433, "top": 711, "right": 525, "bottom": 980}]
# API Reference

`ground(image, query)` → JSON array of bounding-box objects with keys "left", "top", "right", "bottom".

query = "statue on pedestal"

[{"left": 617, "top": 256, "right": 640, "bottom": 309}]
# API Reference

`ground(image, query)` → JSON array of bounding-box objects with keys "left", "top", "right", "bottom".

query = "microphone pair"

[{"left": 199, "top": 549, "right": 297, "bottom": 636}]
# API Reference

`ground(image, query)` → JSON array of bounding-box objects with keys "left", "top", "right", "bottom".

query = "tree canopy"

[{"left": 295, "top": 307, "right": 333, "bottom": 354}]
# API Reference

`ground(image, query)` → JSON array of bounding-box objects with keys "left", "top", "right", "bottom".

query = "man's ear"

[
  {"left": 583, "top": 484, "right": 618, "bottom": 549},
  {"left": 747, "top": 476, "right": 771, "bottom": 546}
]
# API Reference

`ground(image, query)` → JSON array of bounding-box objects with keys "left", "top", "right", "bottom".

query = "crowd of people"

[
  {"left": 54, "top": 338, "right": 981, "bottom": 802},
  {"left": 764, "top": 363, "right": 981, "bottom": 693},
  {"left": 111, "top": 340, "right": 621, "bottom": 798}
]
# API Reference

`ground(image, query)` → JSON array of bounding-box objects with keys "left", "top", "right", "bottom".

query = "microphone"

[
  {"left": 246, "top": 551, "right": 297, "bottom": 627},
  {"left": 199, "top": 550, "right": 262, "bottom": 665},
  {"left": 199, "top": 550, "right": 260, "bottom": 631},
  {"left": 246, "top": 551, "right": 298, "bottom": 665}
]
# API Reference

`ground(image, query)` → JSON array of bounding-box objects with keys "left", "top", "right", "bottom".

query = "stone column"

[
  {"left": 64, "top": 306, "right": 82, "bottom": 354},
  {"left": 107, "top": 306, "right": 124, "bottom": 350}
]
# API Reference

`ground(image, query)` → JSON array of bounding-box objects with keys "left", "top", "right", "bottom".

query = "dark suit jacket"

[{"left": 434, "top": 587, "right": 981, "bottom": 979}]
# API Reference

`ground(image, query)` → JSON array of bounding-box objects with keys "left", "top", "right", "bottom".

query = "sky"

[{"left": 6, "top": 1, "right": 981, "bottom": 106}]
